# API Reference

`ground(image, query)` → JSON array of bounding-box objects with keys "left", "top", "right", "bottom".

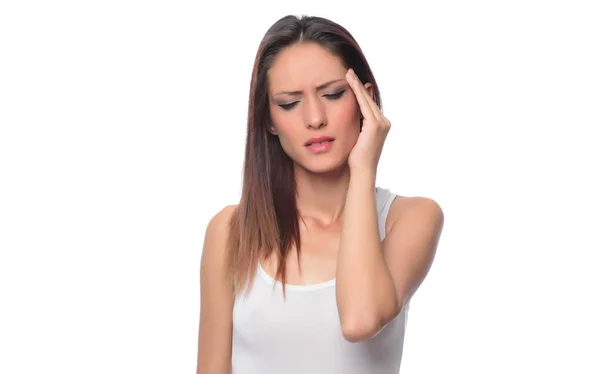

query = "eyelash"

[{"left": 278, "top": 89, "right": 346, "bottom": 111}]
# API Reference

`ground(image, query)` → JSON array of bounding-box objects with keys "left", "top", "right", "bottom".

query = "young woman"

[{"left": 197, "top": 15, "right": 444, "bottom": 374}]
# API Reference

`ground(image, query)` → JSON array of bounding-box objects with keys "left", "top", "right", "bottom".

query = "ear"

[{"left": 268, "top": 126, "right": 279, "bottom": 136}]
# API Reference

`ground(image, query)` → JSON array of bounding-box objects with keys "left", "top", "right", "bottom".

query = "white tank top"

[{"left": 231, "top": 187, "right": 409, "bottom": 374}]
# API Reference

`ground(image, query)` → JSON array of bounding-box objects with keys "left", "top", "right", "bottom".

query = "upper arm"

[
  {"left": 197, "top": 205, "right": 237, "bottom": 374},
  {"left": 383, "top": 197, "right": 444, "bottom": 311}
]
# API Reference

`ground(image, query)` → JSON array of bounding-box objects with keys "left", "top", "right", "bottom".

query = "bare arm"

[
  {"left": 336, "top": 172, "right": 398, "bottom": 342},
  {"left": 336, "top": 172, "right": 444, "bottom": 342},
  {"left": 196, "top": 205, "right": 237, "bottom": 374},
  {"left": 337, "top": 69, "right": 444, "bottom": 342}
]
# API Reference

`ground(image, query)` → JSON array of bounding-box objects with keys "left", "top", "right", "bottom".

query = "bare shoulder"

[
  {"left": 390, "top": 196, "right": 443, "bottom": 216},
  {"left": 201, "top": 204, "right": 238, "bottom": 265},
  {"left": 386, "top": 196, "right": 444, "bottom": 234},
  {"left": 203, "top": 205, "right": 238, "bottom": 247},
  {"left": 206, "top": 204, "right": 238, "bottom": 234}
]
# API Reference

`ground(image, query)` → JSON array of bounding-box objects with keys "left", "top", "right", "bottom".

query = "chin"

[
  {"left": 300, "top": 157, "right": 349, "bottom": 175},
  {"left": 284, "top": 144, "right": 351, "bottom": 175}
]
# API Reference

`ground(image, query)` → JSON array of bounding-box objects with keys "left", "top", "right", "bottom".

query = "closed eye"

[
  {"left": 278, "top": 89, "right": 347, "bottom": 111},
  {"left": 279, "top": 101, "right": 299, "bottom": 110},
  {"left": 324, "top": 89, "right": 346, "bottom": 100}
]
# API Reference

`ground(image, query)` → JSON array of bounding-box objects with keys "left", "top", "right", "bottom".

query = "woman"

[{"left": 197, "top": 14, "right": 444, "bottom": 374}]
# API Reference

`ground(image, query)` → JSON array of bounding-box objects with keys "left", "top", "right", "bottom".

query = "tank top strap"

[{"left": 375, "top": 186, "right": 397, "bottom": 241}]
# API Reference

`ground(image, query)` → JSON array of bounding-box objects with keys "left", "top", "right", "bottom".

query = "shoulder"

[
  {"left": 201, "top": 204, "right": 238, "bottom": 267},
  {"left": 386, "top": 196, "right": 444, "bottom": 235},
  {"left": 205, "top": 204, "right": 238, "bottom": 237}
]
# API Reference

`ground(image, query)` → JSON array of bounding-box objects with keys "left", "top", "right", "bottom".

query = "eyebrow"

[{"left": 272, "top": 79, "right": 345, "bottom": 98}]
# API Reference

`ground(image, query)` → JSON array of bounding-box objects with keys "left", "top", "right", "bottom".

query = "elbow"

[
  {"left": 340, "top": 302, "right": 402, "bottom": 342},
  {"left": 341, "top": 316, "right": 381, "bottom": 343},
  {"left": 338, "top": 286, "right": 403, "bottom": 342}
]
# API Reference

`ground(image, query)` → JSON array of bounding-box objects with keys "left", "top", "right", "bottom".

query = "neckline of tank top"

[
  {"left": 254, "top": 186, "right": 386, "bottom": 292},
  {"left": 257, "top": 262, "right": 337, "bottom": 292}
]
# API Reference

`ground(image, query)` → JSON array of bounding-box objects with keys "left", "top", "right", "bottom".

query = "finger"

[
  {"left": 346, "top": 69, "right": 383, "bottom": 121},
  {"left": 346, "top": 69, "right": 377, "bottom": 123},
  {"left": 349, "top": 70, "right": 391, "bottom": 131}
]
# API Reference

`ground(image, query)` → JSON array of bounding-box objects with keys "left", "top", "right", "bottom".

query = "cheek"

[
  {"left": 269, "top": 109, "right": 300, "bottom": 150},
  {"left": 332, "top": 95, "right": 360, "bottom": 131},
  {"left": 270, "top": 106, "right": 293, "bottom": 134}
]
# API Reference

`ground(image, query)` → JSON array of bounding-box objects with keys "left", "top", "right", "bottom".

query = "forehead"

[{"left": 268, "top": 42, "right": 346, "bottom": 92}]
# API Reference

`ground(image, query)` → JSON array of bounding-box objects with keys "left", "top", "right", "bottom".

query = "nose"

[{"left": 303, "top": 94, "right": 327, "bottom": 129}]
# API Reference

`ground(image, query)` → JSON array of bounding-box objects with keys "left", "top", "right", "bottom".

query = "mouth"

[
  {"left": 305, "top": 137, "right": 335, "bottom": 153},
  {"left": 304, "top": 136, "right": 335, "bottom": 146}
]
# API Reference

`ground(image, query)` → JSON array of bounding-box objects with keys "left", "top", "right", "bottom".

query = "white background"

[{"left": 1, "top": 0, "right": 599, "bottom": 373}]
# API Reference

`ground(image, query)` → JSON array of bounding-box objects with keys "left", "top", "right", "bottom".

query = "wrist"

[{"left": 349, "top": 167, "right": 376, "bottom": 187}]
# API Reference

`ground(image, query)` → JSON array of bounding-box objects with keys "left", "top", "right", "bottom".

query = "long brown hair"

[{"left": 227, "top": 15, "right": 383, "bottom": 297}]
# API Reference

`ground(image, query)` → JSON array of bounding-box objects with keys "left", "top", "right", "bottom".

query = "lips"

[{"left": 305, "top": 136, "right": 335, "bottom": 146}]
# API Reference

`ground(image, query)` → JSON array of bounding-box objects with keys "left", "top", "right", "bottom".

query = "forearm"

[{"left": 336, "top": 170, "right": 399, "bottom": 341}]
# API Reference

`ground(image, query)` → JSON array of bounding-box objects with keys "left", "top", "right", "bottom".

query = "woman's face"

[{"left": 267, "top": 42, "right": 372, "bottom": 174}]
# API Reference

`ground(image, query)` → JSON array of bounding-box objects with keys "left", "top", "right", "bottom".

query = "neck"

[{"left": 293, "top": 162, "right": 352, "bottom": 227}]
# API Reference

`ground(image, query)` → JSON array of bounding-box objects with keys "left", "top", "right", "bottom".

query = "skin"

[{"left": 197, "top": 41, "right": 444, "bottom": 373}]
